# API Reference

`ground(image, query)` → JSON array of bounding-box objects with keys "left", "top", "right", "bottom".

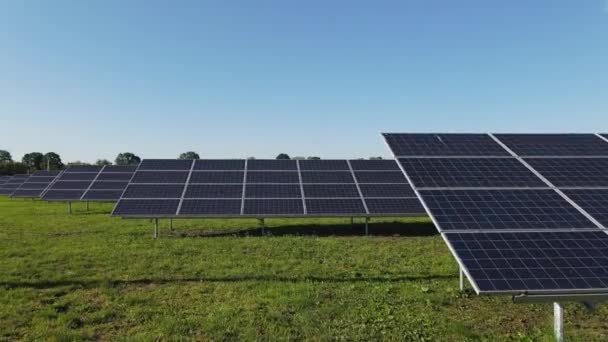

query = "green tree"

[
  {"left": 369, "top": 156, "right": 383, "bottom": 160},
  {"left": 247, "top": 156, "right": 256, "bottom": 160},
  {"left": 67, "top": 161, "right": 91, "bottom": 166},
  {"left": 0, "top": 162, "right": 28, "bottom": 175},
  {"left": 276, "top": 153, "right": 290, "bottom": 160},
  {"left": 0, "top": 150, "right": 12, "bottom": 163},
  {"left": 42, "top": 152, "right": 64, "bottom": 170},
  {"left": 96, "top": 159, "right": 112, "bottom": 166},
  {"left": 178, "top": 151, "right": 200, "bottom": 160},
  {"left": 292, "top": 156, "right": 306, "bottom": 160},
  {"left": 115, "top": 152, "right": 141, "bottom": 166},
  {"left": 307, "top": 156, "right": 321, "bottom": 160},
  {"left": 22, "top": 152, "right": 44, "bottom": 170}
]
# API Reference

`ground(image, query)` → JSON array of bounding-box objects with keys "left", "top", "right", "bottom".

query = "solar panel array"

[
  {"left": 112, "top": 159, "right": 424, "bottom": 217},
  {"left": 0, "top": 175, "right": 11, "bottom": 187},
  {"left": 384, "top": 133, "right": 608, "bottom": 296},
  {"left": 41, "top": 165, "right": 136, "bottom": 202},
  {"left": 10, "top": 170, "right": 62, "bottom": 198},
  {"left": 0, "top": 174, "right": 29, "bottom": 195}
]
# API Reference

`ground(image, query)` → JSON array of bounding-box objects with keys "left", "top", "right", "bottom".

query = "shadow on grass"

[
  {"left": 171, "top": 221, "right": 438, "bottom": 238},
  {"left": 0, "top": 273, "right": 456, "bottom": 290}
]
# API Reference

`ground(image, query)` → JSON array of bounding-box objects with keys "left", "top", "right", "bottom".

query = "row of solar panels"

[
  {"left": 384, "top": 133, "right": 608, "bottom": 296},
  {"left": 0, "top": 159, "right": 426, "bottom": 217}
]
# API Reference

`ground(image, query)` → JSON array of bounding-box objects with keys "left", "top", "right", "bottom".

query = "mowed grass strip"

[{"left": 0, "top": 197, "right": 607, "bottom": 340}]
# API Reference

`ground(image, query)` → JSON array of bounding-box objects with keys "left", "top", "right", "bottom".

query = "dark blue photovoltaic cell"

[
  {"left": 90, "top": 181, "right": 129, "bottom": 190},
  {"left": 185, "top": 184, "right": 243, "bottom": 198},
  {"left": 563, "top": 189, "right": 608, "bottom": 227},
  {"left": 42, "top": 190, "right": 85, "bottom": 200},
  {"left": 12, "top": 189, "right": 46, "bottom": 197},
  {"left": 525, "top": 158, "right": 608, "bottom": 187},
  {"left": 113, "top": 199, "right": 180, "bottom": 215},
  {"left": 305, "top": 198, "right": 366, "bottom": 214},
  {"left": 49, "top": 181, "right": 92, "bottom": 190},
  {"left": 365, "top": 198, "right": 425, "bottom": 214},
  {"left": 96, "top": 173, "right": 133, "bottom": 181},
  {"left": 358, "top": 183, "right": 416, "bottom": 198},
  {"left": 494, "top": 134, "right": 608, "bottom": 156},
  {"left": 18, "top": 182, "right": 47, "bottom": 189},
  {"left": 102, "top": 165, "right": 137, "bottom": 172},
  {"left": 82, "top": 190, "right": 124, "bottom": 201},
  {"left": 65, "top": 165, "right": 102, "bottom": 172},
  {"left": 244, "top": 199, "right": 304, "bottom": 215},
  {"left": 58, "top": 173, "right": 97, "bottom": 181},
  {"left": 354, "top": 171, "right": 407, "bottom": 184},
  {"left": 383, "top": 133, "right": 509, "bottom": 157},
  {"left": 420, "top": 189, "right": 595, "bottom": 231},
  {"left": 178, "top": 199, "right": 241, "bottom": 215},
  {"left": 398, "top": 158, "right": 545, "bottom": 188},
  {"left": 303, "top": 184, "right": 360, "bottom": 198},
  {"left": 194, "top": 159, "right": 245, "bottom": 171},
  {"left": 301, "top": 172, "right": 354, "bottom": 184},
  {"left": 446, "top": 231, "right": 608, "bottom": 293},
  {"left": 22, "top": 176, "right": 56, "bottom": 183},
  {"left": 299, "top": 160, "right": 349, "bottom": 171},
  {"left": 132, "top": 171, "right": 189, "bottom": 183},
  {"left": 10, "top": 170, "right": 61, "bottom": 197},
  {"left": 189, "top": 171, "right": 244, "bottom": 183},
  {"left": 30, "top": 171, "right": 61, "bottom": 177},
  {"left": 246, "top": 171, "right": 300, "bottom": 184},
  {"left": 123, "top": 184, "right": 185, "bottom": 198},
  {"left": 139, "top": 159, "right": 192, "bottom": 170},
  {"left": 245, "top": 184, "right": 301, "bottom": 198},
  {"left": 247, "top": 159, "right": 297, "bottom": 171},
  {"left": 349, "top": 159, "right": 400, "bottom": 171}
]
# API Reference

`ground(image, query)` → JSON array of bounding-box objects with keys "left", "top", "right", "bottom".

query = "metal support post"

[
  {"left": 259, "top": 218, "right": 265, "bottom": 235},
  {"left": 350, "top": 217, "right": 354, "bottom": 226},
  {"left": 170, "top": 218, "right": 173, "bottom": 231},
  {"left": 86, "top": 201, "right": 89, "bottom": 211},
  {"left": 68, "top": 202, "right": 72, "bottom": 214},
  {"left": 154, "top": 218, "right": 159, "bottom": 239},
  {"left": 554, "top": 302, "right": 564, "bottom": 342},
  {"left": 365, "top": 217, "right": 369, "bottom": 235},
  {"left": 459, "top": 267, "right": 465, "bottom": 291}
]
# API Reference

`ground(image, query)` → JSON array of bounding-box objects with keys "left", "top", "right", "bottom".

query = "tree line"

[{"left": 0, "top": 149, "right": 383, "bottom": 175}]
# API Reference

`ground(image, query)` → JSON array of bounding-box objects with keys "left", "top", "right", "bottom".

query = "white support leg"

[
  {"left": 554, "top": 302, "right": 564, "bottom": 342},
  {"left": 459, "top": 267, "right": 465, "bottom": 291},
  {"left": 154, "top": 218, "right": 159, "bottom": 239}
]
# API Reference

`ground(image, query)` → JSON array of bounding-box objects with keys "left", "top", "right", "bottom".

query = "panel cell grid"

[
  {"left": 399, "top": 158, "right": 546, "bottom": 188},
  {"left": 354, "top": 171, "right": 407, "bottom": 184},
  {"left": 194, "top": 159, "right": 245, "bottom": 171},
  {"left": 113, "top": 199, "right": 180, "bottom": 215},
  {"left": 185, "top": 184, "right": 243, "bottom": 198},
  {"left": 246, "top": 160, "right": 297, "bottom": 171},
  {"left": 301, "top": 171, "right": 354, "bottom": 184},
  {"left": 359, "top": 183, "right": 416, "bottom": 198},
  {"left": 138, "top": 159, "right": 193, "bottom": 170},
  {"left": 189, "top": 171, "right": 244, "bottom": 184},
  {"left": 246, "top": 171, "right": 300, "bottom": 184},
  {"left": 305, "top": 198, "right": 366, "bottom": 215},
  {"left": 383, "top": 133, "right": 510, "bottom": 157},
  {"left": 365, "top": 198, "right": 425, "bottom": 214},
  {"left": 303, "top": 184, "right": 360, "bottom": 198},
  {"left": 132, "top": 171, "right": 189, "bottom": 184},
  {"left": 245, "top": 184, "right": 301, "bottom": 198},
  {"left": 420, "top": 189, "right": 596, "bottom": 231},
  {"left": 178, "top": 199, "right": 242, "bottom": 215},
  {"left": 563, "top": 190, "right": 608, "bottom": 227},
  {"left": 494, "top": 134, "right": 608, "bottom": 157},
  {"left": 123, "top": 184, "right": 185, "bottom": 199},
  {"left": 299, "top": 160, "right": 350, "bottom": 171},
  {"left": 525, "top": 158, "right": 608, "bottom": 188},
  {"left": 446, "top": 231, "right": 608, "bottom": 293},
  {"left": 244, "top": 199, "right": 304, "bottom": 215},
  {"left": 349, "top": 159, "right": 400, "bottom": 171}
]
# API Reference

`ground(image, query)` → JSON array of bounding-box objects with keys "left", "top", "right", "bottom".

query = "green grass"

[{"left": 1, "top": 197, "right": 607, "bottom": 341}]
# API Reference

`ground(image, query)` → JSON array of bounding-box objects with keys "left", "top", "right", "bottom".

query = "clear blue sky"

[{"left": 1, "top": 1, "right": 607, "bottom": 163}]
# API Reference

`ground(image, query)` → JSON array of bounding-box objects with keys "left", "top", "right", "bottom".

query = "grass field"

[{"left": 1, "top": 197, "right": 607, "bottom": 341}]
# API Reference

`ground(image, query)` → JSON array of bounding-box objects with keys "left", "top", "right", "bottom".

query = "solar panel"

[
  {"left": 246, "top": 171, "right": 300, "bottom": 184},
  {"left": 10, "top": 170, "right": 61, "bottom": 198},
  {"left": 349, "top": 159, "right": 400, "bottom": 171},
  {"left": 138, "top": 159, "right": 192, "bottom": 170},
  {"left": 358, "top": 183, "right": 416, "bottom": 198},
  {"left": 300, "top": 171, "right": 354, "bottom": 183},
  {"left": 189, "top": 171, "right": 244, "bottom": 184},
  {"left": 42, "top": 165, "right": 136, "bottom": 202},
  {"left": 245, "top": 184, "right": 301, "bottom": 198},
  {"left": 0, "top": 174, "right": 31, "bottom": 195},
  {"left": 193, "top": 159, "right": 245, "bottom": 171},
  {"left": 113, "top": 199, "right": 180, "bottom": 216},
  {"left": 445, "top": 231, "right": 608, "bottom": 294},
  {"left": 419, "top": 189, "right": 595, "bottom": 231},
  {"left": 185, "top": 184, "right": 243, "bottom": 198},
  {"left": 383, "top": 133, "right": 510, "bottom": 157},
  {"left": 243, "top": 199, "right": 304, "bottom": 215},
  {"left": 303, "top": 184, "right": 360, "bottom": 198},
  {"left": 247, "top": 159, "right": 297, "bottom": 171},
  {"left": 398, "top": 158, "right": 545, "bottom": 188},
  {"left": 562, "top": 190, "right": 608, "bottom": 227},
  {"left": 494, "top": 134, "right": 608, "bottom": 157},
  {"left": 525, "top": 158, "right": 608, "bottom": 188},
  {"left": 113, "top": 159, "right": 422, "bottom": 218},
  {"left": 299, "top": 160, "right": 350, "bottom": 171},
  {"left": 354, "top": 171, "right": 407, "bottom": 184}
]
